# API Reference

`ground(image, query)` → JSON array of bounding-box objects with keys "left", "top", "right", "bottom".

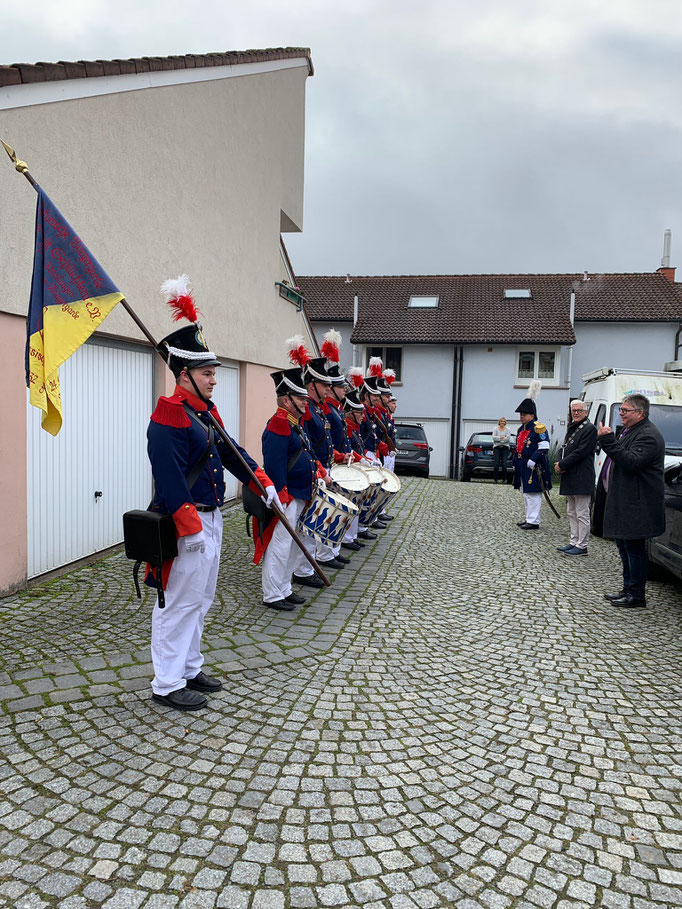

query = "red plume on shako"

[
  {"left": 383, "top": 369, "right": 396, "bottom": 386},
  {"left": 368, "top": 357, "right": 383, "bottom": 378},
  {"left": 285, "top": 335, "right": 310, "bottom": 368},
  {"left": 347, "top": 367, "right": 365, "bottom": 389},
  {"left": 320, "top": 328, "right": 342, "bottom": 364},
  {"left": 160, "top": 274, "right": 201, "bottom": 323}
]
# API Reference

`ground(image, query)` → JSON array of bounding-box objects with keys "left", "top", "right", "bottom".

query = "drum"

[
  {"left": 378, "top": 466, "right": 401, "bottom": 511},
  {"left": 329, "top": 463, "right": 370, "bottom": 510},
  {"left": 355, "top": 464, "right": 386, "bottom": 526},
  {"left": 298, "top": 481, "right": 358, "bottom": 545}
]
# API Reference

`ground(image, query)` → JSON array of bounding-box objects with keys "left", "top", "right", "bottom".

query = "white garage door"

[
  {"left": 210, "top": 361, "right": 241, "bottom": 501},
  {"left": 401, "top": 417, "right": 451, "bottom": 477},
  {"left": 27, "top": 340, "right": 154, "bottom": 578}
]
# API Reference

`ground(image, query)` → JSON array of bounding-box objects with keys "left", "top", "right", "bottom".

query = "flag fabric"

[{"left": 26, "top": 188, "right": 124, "bottom": 435}]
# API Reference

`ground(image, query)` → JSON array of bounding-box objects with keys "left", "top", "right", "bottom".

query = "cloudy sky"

[{"left": 3, "top": 0, "right": 682, "bottom": 276}]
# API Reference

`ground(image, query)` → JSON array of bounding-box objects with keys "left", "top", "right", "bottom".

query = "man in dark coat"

[
  {"left": 555, "top": 400, "right": 597, "bottom": 556},
  {"left": 597, "top": 394, "right": 665, "bottom": 608}
]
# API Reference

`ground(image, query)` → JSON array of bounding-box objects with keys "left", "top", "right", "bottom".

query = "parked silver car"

[{"left": 394, "top": 422, "right": 432, "bottom": 477}]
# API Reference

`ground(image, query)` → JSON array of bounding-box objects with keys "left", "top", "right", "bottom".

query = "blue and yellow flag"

[{"left": 26, "top": 188, "right": 124, "bottom": 435}]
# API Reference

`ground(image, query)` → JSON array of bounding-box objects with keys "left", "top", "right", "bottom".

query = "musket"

[{"left": 3, "top": 139, "right": 331, "bottom": 587}]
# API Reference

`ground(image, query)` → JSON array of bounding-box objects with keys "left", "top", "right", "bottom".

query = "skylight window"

[
  {"left": 504, "top": 289, "right": 531, "bottom": 299},
  {"left": 408, "top": 295, "right": 439, "bottom": 308}
]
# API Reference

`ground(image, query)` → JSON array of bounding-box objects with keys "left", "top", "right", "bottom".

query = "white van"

[{"left": 580, "top": 365, "right": 682, "bottom": 478}]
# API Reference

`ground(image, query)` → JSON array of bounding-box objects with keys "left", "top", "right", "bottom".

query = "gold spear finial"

[{"left": 1, "top": 139, "right": 29, "bottom": 174}]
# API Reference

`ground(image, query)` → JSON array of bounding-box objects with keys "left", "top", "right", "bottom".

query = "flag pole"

[{"left": 3, "top": 140, "right": 331, "bottom": 587}]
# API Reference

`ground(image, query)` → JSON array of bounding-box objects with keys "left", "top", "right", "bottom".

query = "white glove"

[
  {"left": 527, "top": 460, "right": 536, "bottom": 470},
  {"left": 261, "top": 485, "right": 283, "bottom": 511},
  {"left": 184, "top": 531, "right": 206, "bottom": 553}
]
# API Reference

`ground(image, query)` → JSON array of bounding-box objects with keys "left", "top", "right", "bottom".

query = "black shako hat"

[
  {"left": 271, "top": 367, "right": 308, "bottom": 397},
  {"left": 343, "top": 390, "right": 365, "bottom": 413},
  {"left": 326, "top": 364, "right": 346, "bottom": 386},
  {"left": 157, "top": 324, "right": 222, "bottom": 377},
  {"left": 362, "top": 375, "right": 382, "bottom": 395},
  {"left": 303, "top": 357, "right": 332, "bottom": 385}
]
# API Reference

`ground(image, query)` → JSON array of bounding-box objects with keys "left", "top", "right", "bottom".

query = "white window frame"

[{"left": 515, "top": 346, "right": 560, "bottom": 386}]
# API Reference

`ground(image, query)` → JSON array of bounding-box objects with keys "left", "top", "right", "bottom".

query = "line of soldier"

[{"left": 145, "top": 285, "right": 399, "bottom": 712}]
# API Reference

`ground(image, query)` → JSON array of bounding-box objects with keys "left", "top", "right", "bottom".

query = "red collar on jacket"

[{"left": 173, "top": 384, "right": 210, "bottom": 412}]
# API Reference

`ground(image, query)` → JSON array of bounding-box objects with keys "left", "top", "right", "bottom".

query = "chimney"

[{"left": 658, "top": 229, "right": 676, "bottom": 282}]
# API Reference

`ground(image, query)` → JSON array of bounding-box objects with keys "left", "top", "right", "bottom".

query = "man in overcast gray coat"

[
  {"left": 597, "top": 394, "right": 665, "bottom": 608},
  {"left": 555, "top": 400, "right": 597, "bottom": 556}
]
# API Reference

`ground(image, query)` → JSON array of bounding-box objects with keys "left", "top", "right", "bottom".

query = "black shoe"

[
  {"left": 354, "top": 540, "right": 366, "bottom": 547},
  {"left": 604, "top": 590, "right": 626, "bottom": 601},
  {"left": 516, "top": 521, "right": 528, "bottom": 527},
  {"left": 293, "top": 574, "right": 325, "bottom": 588},
  {"left": 152, "top": 688, "right": 207, "bottom": 711},
  {"left": 557, "top": 544, "right": 574, "bottom": 552},
  {"left": 610, "top": 595, "right": 647, "bottom": 608},
  {"left": 319, "top": 558, "right": 345, "bottom": 570},
  {"left": 382, "top": 514, "right": 395, "bottom": 521},
  {"left": 519, "top": 523, "right": 539, "bottom": 530},
  {"left": 186, "top": 671, "right": 223, "bottom": 692},
  {"left": 371, "top": 520, "right": 387, "bottom": 529},
  {"left": 285, "top": 593, "right": 306, "bottom": 605},
  {"left": 264, "top": 598, "right": 296, "bottom": 611},
  {"left": 334, "top": 555, "right": 351, "bottom": 564},
  {"left": 357, "top": 530, "right": 377, "bottom": 540},
  {"left": 341, "top": 541, "right": 362, "bottom": 551}
]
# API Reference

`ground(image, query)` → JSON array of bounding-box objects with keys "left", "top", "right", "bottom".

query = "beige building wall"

[
  {"left": 0, "top": 57, "right": 314, "bottom": 592},
  {"left": 0, "top": 61, "right": 312, "bottom": 366},
  {"left": 0, "top": 313, "right": 28, "bottom": 594}
]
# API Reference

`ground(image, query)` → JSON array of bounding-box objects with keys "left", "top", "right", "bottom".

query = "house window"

[
  {"left": 408, "top": 295, "right": 439, "bottom": 308},
  {"left": 367, "top": 347, "right": 402, "bottom": 382},
  {"left": 516, "top": 348, "right": 559, "bottom": 384},
  {"left": 504, "top": 289, "right": 531, "bottom": 299}
]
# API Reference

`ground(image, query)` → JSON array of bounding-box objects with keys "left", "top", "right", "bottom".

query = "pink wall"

[
  {"left": 0, "top": 313, "right": 28, "bottom": 594},
  {"left": 240, "top": 362, "right": 278, "bottom": 467}
]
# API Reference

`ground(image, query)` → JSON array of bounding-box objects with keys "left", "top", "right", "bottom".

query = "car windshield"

[
  {"left": 608, "top": 403, "right": 682, "bottom": 450},
  {"left": 470, "top": 434, "right": 492, "bottom": 444},
  {"left": 397, "top": 426, "right": 426, "bottom": 441}
]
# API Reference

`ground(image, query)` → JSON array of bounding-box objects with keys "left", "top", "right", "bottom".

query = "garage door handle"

[{"left": 94, "top": 490, "right": 103, "bottom": 502}]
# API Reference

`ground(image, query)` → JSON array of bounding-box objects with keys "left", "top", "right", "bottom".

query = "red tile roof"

[
  {"left": 297, "top": 272, "right": 682, "bottom": 345},
  {"left": 0, "top": 48, "right": 313, "bottom": 87}
]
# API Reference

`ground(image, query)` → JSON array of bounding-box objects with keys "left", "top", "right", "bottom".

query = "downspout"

[
  {"left": 352, "top": 294, "right": 359, "bottom": 367},
  {"left": 449, "top": 345, "right": 464, "bottom": 479},
  {"left": 566, "top": 290, "right": 575, "bottom": 395}
]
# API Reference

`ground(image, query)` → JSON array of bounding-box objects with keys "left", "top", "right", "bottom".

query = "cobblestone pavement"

[{"left": 1, "top": 477, "right": 682, "bottom": 909}]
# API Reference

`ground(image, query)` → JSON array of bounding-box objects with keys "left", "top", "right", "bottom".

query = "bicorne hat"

[{"left": 515, "top": 380, "right": 542, "bottom": 417}]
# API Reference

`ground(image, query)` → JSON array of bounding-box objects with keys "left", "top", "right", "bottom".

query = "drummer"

[
  {"left": 340, "top": 387, "right": 372, "bottom": 551},
  {"left": 360, "top": 371, "right": 390, "bottom": 533}
]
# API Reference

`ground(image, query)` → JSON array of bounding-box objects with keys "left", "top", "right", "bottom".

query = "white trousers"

[
  {"left": 294, "top": 533, "right": 334, "bottom": 577},
  {"left": 566, "top": 494, "right": 591, "bottom": 549},
  {"left": 262, "top": 498, "right": 305, "bottom": 603},
  {"left": 384, "top": 453, "right": 396, "bottom": 472},
  {"left": 343, "top": 516, "right": 359, "bottom": 543},
  {"left": 151, "top": 509, "right": 222, "bottom": 696},
  {"left": 523, "top": 492, "right": 542, "bottom": 525}
]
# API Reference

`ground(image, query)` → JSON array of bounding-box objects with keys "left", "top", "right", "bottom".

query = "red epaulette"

[
  {"left": 266, "top": 412, "right": 291, "bottom": 437},
  {"left": 150, "top": 394, "right": 191, "bottom": 428}
]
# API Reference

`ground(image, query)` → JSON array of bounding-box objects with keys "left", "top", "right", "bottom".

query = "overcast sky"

[{"left": 3, "top": 0, "right": 682, "bottom": 276}]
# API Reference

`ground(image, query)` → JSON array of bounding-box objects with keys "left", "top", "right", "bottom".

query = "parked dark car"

[
  {"left": 460, "top": 431, "right": 516, "bottom": 482},
  {"left": 394, "top": 422, "right": 431, "bottom": 477},
  {"left": 646, "top": 462, "right": 682, "bottom": 583}
]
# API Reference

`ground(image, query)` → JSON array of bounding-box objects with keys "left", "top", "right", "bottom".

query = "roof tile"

[{"left": 298, "top": 272, "right": 682, "bottom": 346}]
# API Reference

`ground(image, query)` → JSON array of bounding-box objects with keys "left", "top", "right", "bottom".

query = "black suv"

[
  {"left": 460, "top": 431, "right": 516, "bottom": 482},
  {"left": 394, "top": 422, "right": 431, "bottom": 477}
]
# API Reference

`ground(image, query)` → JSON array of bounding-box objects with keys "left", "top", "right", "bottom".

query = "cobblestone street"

[{"left": 1, "top": 476, "right": 682, "bottom": 909}]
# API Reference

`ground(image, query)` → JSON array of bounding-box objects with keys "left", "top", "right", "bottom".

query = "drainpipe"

[
  {"left": 566, "top": 289, "right": 575, "bottom": 395},
  {"left": 352, "top": 294, "right": 359, "bottom": 367},
  {"left": 449, "top": 345, "right": 464, "bottom": 479}
]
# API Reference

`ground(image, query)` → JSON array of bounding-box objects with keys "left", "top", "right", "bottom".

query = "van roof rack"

[{"left": 582, "top": 366, "right": 682, "bottom": 383}]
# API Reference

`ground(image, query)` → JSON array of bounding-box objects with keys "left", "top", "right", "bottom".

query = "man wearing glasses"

[
  {"left": 597, "top": 395, "right": 665, "bottom": 608},
  {"left": 555, "top": 401, "right": 597, "bottom": 555}
]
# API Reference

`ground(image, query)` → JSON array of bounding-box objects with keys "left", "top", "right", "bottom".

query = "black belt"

[{"left": 195, "top": 504, "right": 217, "bottom": 513}]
